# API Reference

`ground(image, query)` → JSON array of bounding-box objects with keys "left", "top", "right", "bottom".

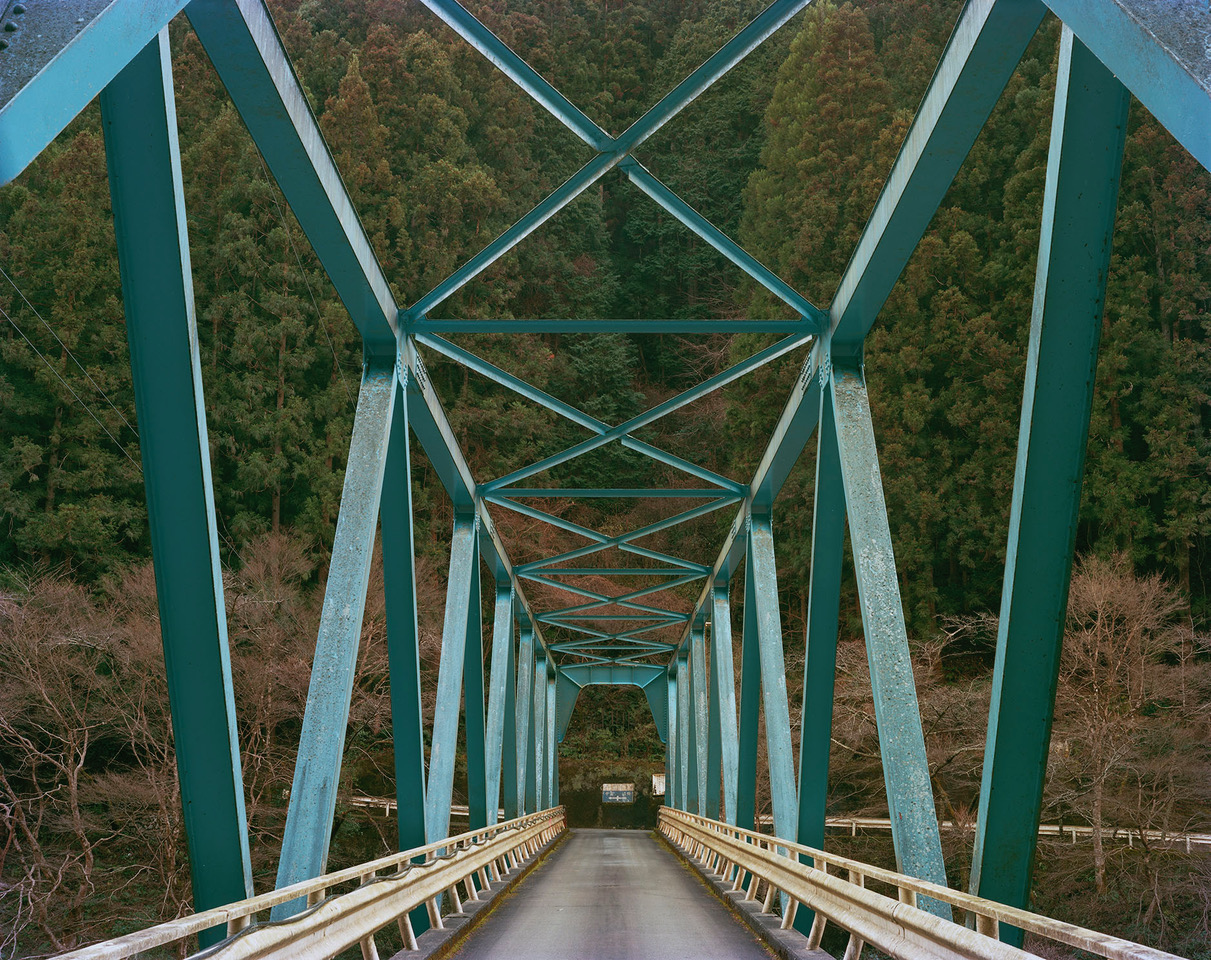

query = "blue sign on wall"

[{"left": 602, "top": 783, "right": 635, "bottom": 804}]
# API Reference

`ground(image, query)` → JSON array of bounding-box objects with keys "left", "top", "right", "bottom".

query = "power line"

[
  {"left": 0, "top": 301, "right": 142, "bottom": 471},
  {"left": 0, "top": 263, "right": 140, "bottom": 439}
]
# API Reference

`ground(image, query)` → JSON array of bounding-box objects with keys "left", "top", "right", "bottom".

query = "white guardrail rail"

[
  {"left": 659, "top": 808, "right": 1185, "bottom": 960},
  {"left": 56, "top": 807, "right": 566, "bottom": 960}
]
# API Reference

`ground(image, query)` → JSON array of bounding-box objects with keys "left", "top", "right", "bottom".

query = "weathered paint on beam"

[
  {"left": 690, "top": 624, "right": 709, "bottom": 815},
  {"left": 830, "top": 359, "right": 948, "bottom": 915},
  {"left": 274, "top": 360, "right": 396, "bottom": 916},
  {"left": 735, "top": 552, "right": 762, "bottom": 831},
  {"left": 101, "top": 32, "right": 252, "bottom": 935},
  {"left": 484, "top": 585, "right": 515, "bottom": 826},
  {"left": 710, "top": 584, "right": 740, "bottom": 823},
  {"left": 972, "top": 29, "right": 1129, "bottom": 945}
]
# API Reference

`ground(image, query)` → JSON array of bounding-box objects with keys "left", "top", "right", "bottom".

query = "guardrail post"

[
  {"left": 831, "top": 357, "right": 948, "bottom": 914},
  {"left": 971, "top": 28, "right": 1129, "bottom": 947},
  {"left": 100, "top": 29, "right": 253, "bottom": 940}
]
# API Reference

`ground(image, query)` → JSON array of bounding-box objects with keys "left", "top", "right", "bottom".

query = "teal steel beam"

[
  {"left": 561, "top": 663, "right": 665, "bottom": 687},
  {"left": 517, "top": 623, "right": 536, "bottom": 814},
  {"left": 643, "top": 675, "right": 670, "bottom": 745},
  {"left": 686, "top": 651, "right": 701, "bottom": 815},
  {"left": 501, "top": 615, "right": 520, "bottom": 821},
  {"left": 706, "top": 626, "right": 723, "bottom": 821},
  {"left": 747, "top": 517, "right": 798, "bottom": 843},
  {"left": 710, "top": 585, "right": 740, "bottom": 823},
  {"left": 273, "top": 360, "right": 396, "bottom": 915},
  {"left": 186, "top": 0, "right": 397, "bottom": 351},
  {"left": 1, "top": 1, "right": 188, "bottom": 185},
  {"left": 669, "top": 347, "right": 823, "bottom": 664},
  {"left": 677, "top": 655, "right": 691, "bottom": 810},
  {"left": 100, "top": 32, "right": 251, "bottom": 935},
  {"left": 829, "top": 0, "right": 1045, "bottom": 354},
  {"left": 1041, "top": 0, "right": 1210, "bottom": 172},
  {"left": 735, "top": 550, "right": 762, "bottom": 831},
  {"left": 463, "top": 551, "right": 487, "bottom": 831},
  {"left": 622, "top": 159, "right": 825, "bottom": 327},
  {"left": 533, "top": 655, "right": 548, "bottom": 809},
  {"left": 382, "top": 376, "right": 428, "bottom": 850},
  {"left": 412, "top": 319, "right": 813, "bottom": 334},
  {"left": 555, "top": 672, "right": 583, "bottom": 742},
  {"left": 485, "top": 334, "right": 810, "bottom": 491},
  {"left": 545, "top": 671, "right": 557, "bottom": 807},
  {"left": 425, "top": 515, "right": 479, "bottom": 842},
  {"left": 503, "top": 489, "right": 733, "bottom": 500},
  {"left": 416, "top": 0, "right": 610, "bottom": 151},
  {"left": 972, "top": 30, "right": 1129, "bottom": 944},
  {"left": 484, "top": 584, "right": 516, "bottom": 826},
  {"left": 690, "top": 624, "right": 709, "bottom": 815},
  {"left": 831, "top": 359, "right": 947, "bottom": 915},
  {"left": 793, "top": 365, "right": 846, "bottom": 934},
  {"left": 666, "top": 670, "right": 679, "bottom": 807}
]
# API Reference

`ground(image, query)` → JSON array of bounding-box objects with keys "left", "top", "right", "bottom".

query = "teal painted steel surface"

[
  {"left": 666, "top": 670, "right": 679, "bottom": 811},
  {"left": 735, "top": 552, "right": 761, "bottom": 831},
  {"left": 463, "top": 546, "right": 488, "bottom": 830},
  {"left": 273, "top": 360, "right": 396, "bottom": 916},
  {"left": 533, "top": 655, "right": 548, "bottom": 810},
  {"left": 690, "top": 625, "right": 709, "bottom": 815},
  {"left": 485, "top": 585, "right": 516, "bottom": 826},
  {"left": 1041, "top": 0, "right": 1210, "bottom": 171},
  {"left": 793, "top": 365, "right": 846, "bottom": 933},
  {"left": 425, "top": 516, "right": 479, "bottom": 842},
  {"left": 518, "top": 624, "right": 537, "bottom": 814},
  {"left": 677, "top": 656, "right": 691, "bottom": 812},
  {"left": 381, "top": 377, "right": 428, "bottom": 850},
  {"left": 545, "top": 672, "right": 557, "bottom": 808},
  {"left": 500, "top": 609, "right": 520, "bottom": 821},
  {"left": 747, "top": 518, "right": 798, "bottom": 844},
  {"left": 710, "top": 585, "right": 740, "bottom": 823},
  {"left": 686, "top": 652, "right": 700, "bottom": 814},
  {"left": 972, "top": 29, "right": 1129, "bottom": 944},
  {"left": 0, "top": 0, "right": 188, "bottom": 186},
  {"left": 100, "top": 31, "right": 252, "bottom": 936},
  {"left": 831, "top": 360, "right": 948, "bottom": 916},
  {"left": 643, "top": 675, "right": 670, "bottom": 745}
]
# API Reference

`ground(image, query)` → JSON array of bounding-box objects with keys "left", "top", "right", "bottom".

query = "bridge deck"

[{"left": 446, "top": 828, "right": 775, "bottom": 960}]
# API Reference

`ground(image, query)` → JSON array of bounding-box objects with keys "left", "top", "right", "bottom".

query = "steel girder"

[{"left": 4, "top": 0, "right": 1208, "bottom": 935}]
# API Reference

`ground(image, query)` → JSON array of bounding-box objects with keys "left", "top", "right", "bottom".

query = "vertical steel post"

[
  {"left": 545, "top": 669, "right": 557, "bottom": 808},
  {"left": 831, "top": 358, "right": 948, "bottom": 913},
  {"left": 425, "top": 515, "right": 479, "bottom": 843},
  {"left": 711, "top": 584, "right": 740, "bottom": 823},
  {"left": 665, "top": 670, "right": 678, "bottom": 807},
  {"left": 500, "top": 603, "right": 520, "bottom": 821},
  {"left": 533, "top": 655, "right": 548, "bottom": 808},
  {"left": 793, "top": 365, "right": 846, "bottom": 932},
  {"left": 972, "top": 29, "right": 1129, "bottom": 943},
  {"left": 686, "top": 649, "right": 700, "bottom": 814},
  {"left": 747, "top": 517, "right": 798, "bottom": 842},
  {"left": 273, "top": 360, "right": 396, "bottom": 916},
  {"left": 463, "top": 541, "right": 487, "bottom": 829},
  {"left": 100, "top": 31, "right": 252, "bottom": 934},
  {"left": 690, "top": 623, "right": 709, "bottom": 814},
  {"left": 517, "top": 621, "right": 536, "bottom": 814},
  {"left": 677, "top": 654, "right": 691, "bottom": 811},
  {"left": 382, "top": 375, "right": 428, "bottom": 850},
  {"left": 735, "top": 537, "right": 762, "bottom": 831}
]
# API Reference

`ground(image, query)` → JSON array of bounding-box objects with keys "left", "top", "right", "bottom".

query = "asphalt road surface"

[{"left": 449, "top": 828, "right": 776, "bottom": 960}]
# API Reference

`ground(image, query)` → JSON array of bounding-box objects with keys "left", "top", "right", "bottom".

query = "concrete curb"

[
  {"left": 656, "top": 830, "right": 830, "bottom": 960},
  {"left": 391, "top": 828, "right": 569, "bottom": 960}
]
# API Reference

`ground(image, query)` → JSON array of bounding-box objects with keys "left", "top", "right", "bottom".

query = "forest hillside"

[{"left": 0, "top": 1, "right": 1208, "bottom": 956}]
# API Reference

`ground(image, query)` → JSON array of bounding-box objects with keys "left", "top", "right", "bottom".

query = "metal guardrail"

[
  {"left": 659, "top": 808, "right": 1183, "bottom": 960},
  {"left": 56, "top": 807, "right": 566, "bottom": 960}
]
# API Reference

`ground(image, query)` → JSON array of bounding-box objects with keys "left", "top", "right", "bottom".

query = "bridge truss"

[{"left": 1, "top": 0, "right": 1207, "bottom": 949}]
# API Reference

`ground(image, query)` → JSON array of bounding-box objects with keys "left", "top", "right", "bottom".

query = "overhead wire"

[
  {"left": 0, "top": 299, "right": 142, "bottom": 471},
  {"left": 0, "top": 263, "right": 140, "bottom": 440}
]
